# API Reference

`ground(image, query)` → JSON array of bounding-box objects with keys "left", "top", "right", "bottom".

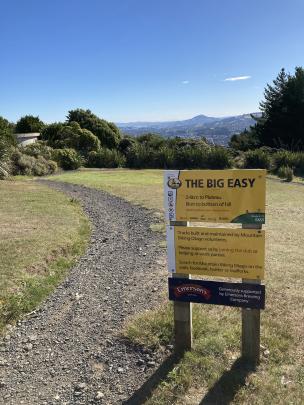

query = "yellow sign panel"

[
  {"left": 167, "top": 226, "right": 265, "bottom": 279},
  {"left": 164, "top": 169, "right": 266, "bottom": 224}
]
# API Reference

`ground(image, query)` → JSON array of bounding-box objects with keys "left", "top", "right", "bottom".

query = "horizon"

[
  {"left": 1, "top": 0, "right": 304, "bottom": 123},
  {"left": 116, "top": 111, "right": 260, "bottom": 125}
]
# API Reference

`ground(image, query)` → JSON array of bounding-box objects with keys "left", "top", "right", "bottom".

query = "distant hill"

[{"left": 117, "top": 113, "right": 261, "bottom": 145}]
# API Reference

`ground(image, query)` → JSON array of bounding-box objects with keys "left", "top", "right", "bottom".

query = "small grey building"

[{"left": 16, "top": 133, "right": 40, "bottom": 146}]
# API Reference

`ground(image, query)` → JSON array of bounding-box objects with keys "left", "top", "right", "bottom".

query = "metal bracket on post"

[
  {"left": 241, "top": 223, "right": 262, "bottom": 369},
  {"left": 170, "top": 220, "right": 193, "bottom": 356}
]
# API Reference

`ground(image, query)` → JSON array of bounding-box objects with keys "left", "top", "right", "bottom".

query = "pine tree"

[{"left": 255, "top": 67, "right": 304, "bottom": 149}]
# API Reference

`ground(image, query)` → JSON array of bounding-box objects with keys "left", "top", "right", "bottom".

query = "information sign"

[
  {"left": 164, "top": 169, "right": 266, "bottom": 224},
  {"left": 168, "top": 277, "right": 265, "bottom": 309},
  {"left": 167, "top": 226, "right": 265, "bottom": 279}
]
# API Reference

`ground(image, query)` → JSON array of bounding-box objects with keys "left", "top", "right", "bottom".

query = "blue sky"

[{"left": 1, "top": 0, "right": 304, "bottom": 122}]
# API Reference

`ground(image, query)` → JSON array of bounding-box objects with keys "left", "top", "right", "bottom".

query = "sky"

[{"left": 1, "top": 0, "right": 304, "bottom": 123}]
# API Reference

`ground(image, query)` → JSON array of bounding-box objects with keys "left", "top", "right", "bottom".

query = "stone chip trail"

[{"left": 0, "top": 181, "right": 167, "bottom": 404}]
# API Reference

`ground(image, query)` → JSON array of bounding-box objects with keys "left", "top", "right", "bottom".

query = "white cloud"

[
  {"left": 224, "top": 75, "right": 251, "bottom": 81},
  {"left": 181, "top": 80, "right": 190, "bottom": 84}
]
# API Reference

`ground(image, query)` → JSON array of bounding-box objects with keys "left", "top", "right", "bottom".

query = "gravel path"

[{"left": 0, "top": 181, "right": 168, "bottom": 405}]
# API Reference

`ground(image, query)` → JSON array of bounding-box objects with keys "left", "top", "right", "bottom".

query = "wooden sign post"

[
  {"left": 164, "top": 169, "right": 266, "bottom": 365},
  {"left": 170, "top": 220, "right": 192, "bottom": 355},
  {"left": 241, "top": 223, "right": 263, "bottom": 369}
]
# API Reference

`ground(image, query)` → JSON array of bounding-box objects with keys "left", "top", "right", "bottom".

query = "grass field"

[
  {"left": 49, "top": 169, "right": 304, "bottom": 404},
  {"left": 49, "top": 169, "right": 164, "bottom": 212},
  {"left": 0, "top": 180, "right": 90, "bottom": 332}
]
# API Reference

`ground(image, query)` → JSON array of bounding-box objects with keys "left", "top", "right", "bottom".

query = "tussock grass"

[
  {"left": 47, "top": 169, "right": 304, "bottom": 404},
  {"left": 0, "top": 180, "right": 90, "bottom": 332}
]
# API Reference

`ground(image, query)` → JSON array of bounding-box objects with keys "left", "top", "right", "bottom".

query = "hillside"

[{"left": 117, "top": 113, "right": 261, "bottom": 145}]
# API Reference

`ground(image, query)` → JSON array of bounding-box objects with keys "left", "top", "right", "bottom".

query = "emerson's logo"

[{"left": 167, "top": 178, "right": 182, "bottom": 189}]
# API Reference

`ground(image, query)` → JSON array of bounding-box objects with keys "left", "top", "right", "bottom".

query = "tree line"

[{"left": 1, "top": 67, "right": 304, "bottom": 180}]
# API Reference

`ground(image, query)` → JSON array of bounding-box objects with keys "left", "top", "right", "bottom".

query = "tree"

[
  {"left": 229, "top": 129, "right": 260, "bottom": 151},
  {"left": 0, "top": 116, "right": 15, "bottom": 133},
  {"left": 15, "top": 115, "right": 45, "bottom": 133},
  {"left": 0, "top": 116, "right": 16, "bottom": 147},
  {"left": 66, "top": 109, "right": 121, "bottom": 149},
  {"left": 136, "top": 133, "right": 165, "bottom": 149},
  {"left": 40, "top": 122, "right": 65, "bottom": 145},
  {"left": 254, "top": 67, "right": 304, "bottom": 149}
]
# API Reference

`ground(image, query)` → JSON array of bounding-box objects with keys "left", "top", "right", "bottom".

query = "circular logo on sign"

[{"left": 167, "top": 178, "right": 182, "bottom": 189}]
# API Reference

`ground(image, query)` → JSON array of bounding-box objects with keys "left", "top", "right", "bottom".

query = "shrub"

[
  {"left": 0, "top": 162, "right": 10, "bottom": 179},
  {"left": 32, "top": 157, "right": 53, "bottom": 176},
  {"left": 11, "top": 151, "right": 36, "bottom": 175},
  {"left": 277, "top": 166, "right": 293, "bottom": 182},
  {"left": 155, "top": 146, "right": 175, "bottom": 169},
  {"left": 272, "top": 150, "right": 295, "bottom": 172},
  {"left": 47, "top": 160, "right": 58, "bottom": 174},
  {"left": 137, "top": 133, "right": 165, "bottom": 149},
  {"left": 272, "top": 151, "right": 304, "bottom": 176},
  {"left": 244, "top": 149, "right": 271, "bottom": 169},
  {"left": 172, "top": 146, "right": 208, "bottom": 169},
  {"left": 10, "top": 150, "right": 57, "bottom": 176},
  {"left": 22, "top": 141, "right": 54, "bottom": 160},
  {"left": 124, "top": 143, "right": 231, "bottom": 170},
  {"left": 291, "top": 152, "right": 304, "bottom": 176},
  {"left": 118, "top": 136, "right": 137, "bottom": 153},
  {"left": 87, "top": 148, "right": 126, "bottom": 168},
  {"left": 207, "top": 147, "right": 232, "bottom": 169},
  {"left": 0, "top": 129, "right": 14, "bottom": 179},
  {"left": 40, "top": 123, "right": 64, "bottom": 145},
  {"left": 53, "top": 148, "right": 82, "bottom": 170},
  {"left": 67, "top": 109, "right": 122, "bottom": 149},
  {"left": 125, "top": 144, "right": 153, "bottom": 168},
  {"left": 229, "top": 131, "right": 260, "bottom": 151},
  {"left": 47, "top": 124, "right": 100, "bottom": 156}
]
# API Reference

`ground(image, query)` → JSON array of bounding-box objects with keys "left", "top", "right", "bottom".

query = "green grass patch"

[
  {"left": 0, "top": 180, "right": 90, "bottom": 332},
  {"left": 125, "top": 303, "right": 295, "bottom": 405},
  {"left": 48, "top": 169, "right": 164, "bottom": 212}
]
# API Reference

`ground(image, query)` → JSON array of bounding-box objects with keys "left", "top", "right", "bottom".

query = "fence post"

[
  {"left": 170, "top": 220, "right": 193, "bottom": 356},
  {"left": 241, "top": 223, "right": 262, "bottom": 369}
]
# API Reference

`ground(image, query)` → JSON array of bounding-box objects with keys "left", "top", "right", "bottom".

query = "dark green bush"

[
  {"left": 76, "top": 129, "right": 101, "bottom": 154},
  {"left": 125, "top": 144, "right": 154, "bottom": 168},
  {"left": 277, "top": 166, "right": 293, "bottom": 182},
  {"left": 53, "top": 148, "right": 82, "bottom": 170},
  {"left": 244, "top": 149, "right": 271, "bottom": 169},
  {"left": 41, "top": 122, "right": 100, "bottom": 156},
  {"left": 155, "top": 146, "right": 175, "bottom": 168},
  {"left": 229, "top": 131, "right": 260, "bottom": 151},
  {"left": 172, "top": 146, "right": 209, "bottom": 169},
  {"left": 40, "top": 122, "right": 65, "bottom": 145},
  {"left": 118, "top": 136, "right": 137, "bottom": 153},
  {"left": 207, "top": 147, "right": 232, "bottom": 169},
  {"left": 87, "top": 148, "right": 126, "bottom": 168},
  {"left": 67, "top": 109, "right": 121, "bottom": 149},
  {"left": 136, "top": 133, "right": 166, "bottom": 149},
  {"left": 15, "top": 115, "right": 44, "bottom": 133},
  {"left": 124, "top": 143, "right": 231, "bottom": 170}
]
